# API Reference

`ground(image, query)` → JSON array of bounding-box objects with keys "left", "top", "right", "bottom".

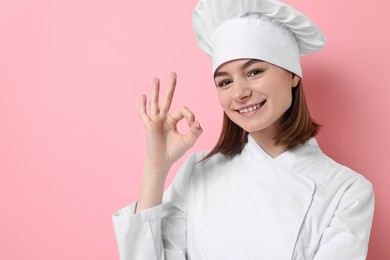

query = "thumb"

[{"left": 184, "top": 121, "right": 203, "bottom": 148}]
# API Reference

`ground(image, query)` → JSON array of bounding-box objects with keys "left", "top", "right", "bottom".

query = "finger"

[
  {"left": 150, "top": 78, "right": 160, "bottom": 117},
  {"left": 139, "top": 94, "right": 151, "bottom": 124},
  {"left": 160, "top": 72, "right": 177, "bottom": 115},
  {"left": 168, "top": 106, "right": 195, "bottom": 129}
]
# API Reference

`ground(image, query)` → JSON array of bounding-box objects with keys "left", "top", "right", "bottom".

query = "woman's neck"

[{"left": 250, "top": 129, "right": 288, "bottom": 158}]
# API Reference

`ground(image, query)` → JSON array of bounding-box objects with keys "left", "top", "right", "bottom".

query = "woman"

[{"left": 113, "top": 0, "right": 374, "bottom": 259}]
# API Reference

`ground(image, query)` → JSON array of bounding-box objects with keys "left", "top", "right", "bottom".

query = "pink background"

[{"left": 0, "top": 0, "right": 389, "bottom": 259}]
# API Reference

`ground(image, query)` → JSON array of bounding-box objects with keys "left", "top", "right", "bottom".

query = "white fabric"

[
  {"left": 192, "top": 0, "right": 326, "bottom": 77},
  {"left": 212, "top": 15, "right": 302, "bottom": 77},
  {"left": 112, "top": 135, "right": 374, "bottom": 260}
]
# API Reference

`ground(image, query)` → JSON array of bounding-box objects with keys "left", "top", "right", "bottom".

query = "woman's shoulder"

[
  {"left": 296, "top": 139, "right": 372, "bottom": 191},
  {"left": 311, "top": 150, "right": 373, "bottom": 196},
  {"left": 327, "top": 154, "right": 372, "bottom": 183},
  {"left": 180, "top": 150, "right": 246, "bottom": 181},
  {"left": 186, "top": 151, "right": 232, "bottom": 171}
]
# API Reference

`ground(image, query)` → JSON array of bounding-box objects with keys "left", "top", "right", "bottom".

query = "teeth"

[{"left": 239, "top": 103, "right": 261, "bottom": 113}]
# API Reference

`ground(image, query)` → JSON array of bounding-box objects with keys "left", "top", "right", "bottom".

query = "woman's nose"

[{"left": 233, "top": 81, "right": 252, "bottom": 102}]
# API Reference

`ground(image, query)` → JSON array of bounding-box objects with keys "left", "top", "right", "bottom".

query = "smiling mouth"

[{"left": 237, "top": 100, "right": 267, "bottom": 114}]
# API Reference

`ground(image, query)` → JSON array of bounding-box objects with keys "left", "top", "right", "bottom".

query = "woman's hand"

[
  {"left": 136, "top": 72, "right": 202, "bottom": 212},
  {"left": 139, "top": 72, "right": 203, "bottom": 174}
]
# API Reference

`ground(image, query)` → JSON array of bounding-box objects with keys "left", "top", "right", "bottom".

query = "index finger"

[{"left": 160, "top": 72, "right": 177, "bottom": 115}]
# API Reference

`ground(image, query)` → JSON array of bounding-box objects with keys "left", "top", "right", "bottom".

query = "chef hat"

[{"left": 192, "top": 0, "right": 326, "bottom": 77}]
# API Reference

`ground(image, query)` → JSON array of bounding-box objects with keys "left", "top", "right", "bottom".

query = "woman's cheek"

[{"left": 217, "top": 91, "right": 229, "bottom": 109}]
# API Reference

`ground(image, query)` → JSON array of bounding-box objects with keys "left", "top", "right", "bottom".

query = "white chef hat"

[{"left": 192, "top": 0, "right": 326, "bottom": 77}]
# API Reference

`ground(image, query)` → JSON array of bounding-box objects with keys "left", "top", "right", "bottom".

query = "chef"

[{"left": 112, "top": 0, "right": 374, "bottom": 259}]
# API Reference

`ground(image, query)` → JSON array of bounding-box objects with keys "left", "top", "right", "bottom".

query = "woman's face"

[{"left": 214, "top": 59, "right": 300, "bottom": 137}]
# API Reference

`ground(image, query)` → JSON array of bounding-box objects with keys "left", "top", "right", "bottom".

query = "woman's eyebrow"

[
  {"left": 241, "top": 59, "right": 264, "bottom": 71},
  {"left": 214, "top": 59, "right": 264, "bottom": 78},
  {"left": 214, "top": 71, "right": 229, "bottom": 78}
]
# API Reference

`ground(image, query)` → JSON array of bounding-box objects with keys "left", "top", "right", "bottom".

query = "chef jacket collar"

[{"left": 246, "top": 134, "right": 320, "bottom": 169}]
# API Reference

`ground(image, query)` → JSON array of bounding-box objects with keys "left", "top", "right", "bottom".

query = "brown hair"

[{"left": 201, "top": 80, "right": 320, "bottom": 162}]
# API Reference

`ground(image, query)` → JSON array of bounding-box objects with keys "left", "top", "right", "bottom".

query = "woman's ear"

[{"left": 292, "top": 74, "right": 301, "bottom": 88}]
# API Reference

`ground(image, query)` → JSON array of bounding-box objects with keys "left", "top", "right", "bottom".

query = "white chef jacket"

[{"left": 112, "top": 135, "right": 374, "bottom": 260}]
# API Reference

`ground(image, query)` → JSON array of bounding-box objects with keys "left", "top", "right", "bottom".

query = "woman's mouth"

[{"left": 238, "top": 100, "right": 266, "bottom": 114}]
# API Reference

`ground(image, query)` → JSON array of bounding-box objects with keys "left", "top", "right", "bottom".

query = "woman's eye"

[
  {"left": 217, "top": 80, "right": 232, "bottom": 87},
  {"left": 248, "top": 69, "right": 263, "bottom": 77}
]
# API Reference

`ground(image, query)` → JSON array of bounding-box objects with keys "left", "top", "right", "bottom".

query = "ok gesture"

[{"left": 139, "top": 72, "right": 203, "bottom": 174}]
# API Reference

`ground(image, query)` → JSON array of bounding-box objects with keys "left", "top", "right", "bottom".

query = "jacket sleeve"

[
  {"left": 112, "top": 154, "right": 196, "bottom": 260},
  {"left": 313, "top": 177, "right": 375, "bottom": 260}
]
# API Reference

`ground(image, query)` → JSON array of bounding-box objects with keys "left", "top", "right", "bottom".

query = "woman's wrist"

[
  {"left": 135, "top": 161, "right": 171, "bottom": 213},
  {"left": 143, "top": 159, "right": 171, "bottom": 178}
]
